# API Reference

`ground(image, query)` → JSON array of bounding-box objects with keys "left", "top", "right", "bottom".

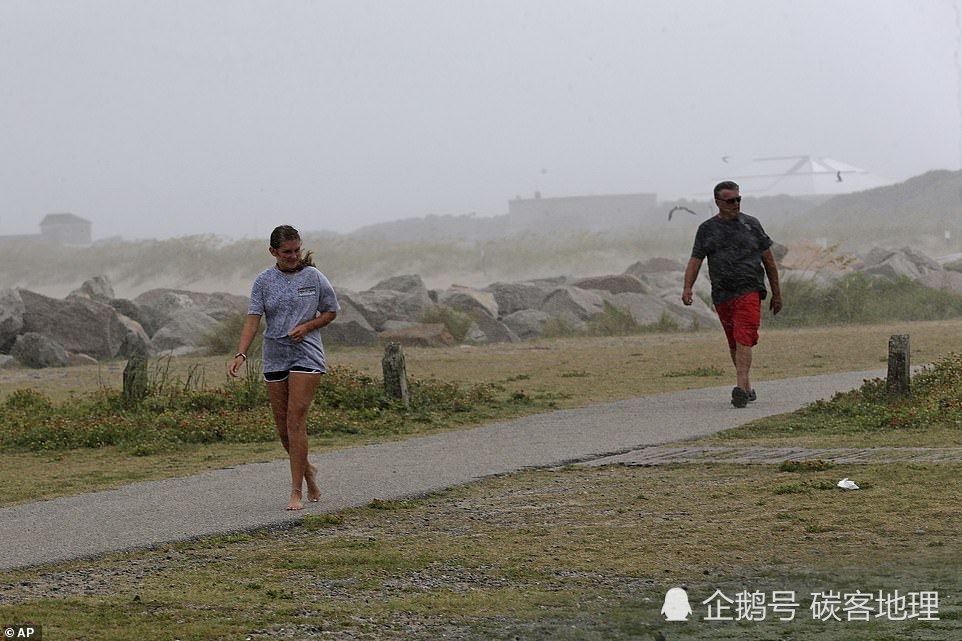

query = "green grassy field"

[{"left": 1, "top": 322, "right": 961, "bottom": 639}]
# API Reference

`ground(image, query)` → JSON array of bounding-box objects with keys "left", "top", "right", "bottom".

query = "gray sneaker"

[{"left": 732, "top": 386, "right": 749, "bottom": 408}]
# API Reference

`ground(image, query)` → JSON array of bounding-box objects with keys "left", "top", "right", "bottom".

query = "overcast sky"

[{"left": 1, "top": 0, "right": 959, "bottom": 240}]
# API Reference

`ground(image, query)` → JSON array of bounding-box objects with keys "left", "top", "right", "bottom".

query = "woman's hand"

[
  {"left": 288, "top": 323, "right": 310, "bottom": 342},
  {"left": 228, "top": 353, "right": 247, "bottom": 378}
]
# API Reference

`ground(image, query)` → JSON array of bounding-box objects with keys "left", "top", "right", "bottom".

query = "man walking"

[{"left": 682, "top": 181, "right": 782, "bottom": 407}]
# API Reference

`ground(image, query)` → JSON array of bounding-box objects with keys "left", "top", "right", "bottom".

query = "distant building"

[
  {"left": 507, "top": 192, "right": 659, "bottom": 232},
  {"left": 0, "top": 213, "right": 92, "bottom": 246},
  {"left": 39, "top": 213, "right": 92, "bottom": 245}
]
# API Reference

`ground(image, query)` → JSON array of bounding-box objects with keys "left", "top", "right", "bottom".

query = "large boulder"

[
  {"left": 502, "top": 309, "right": 552, "bottom": 341},
  {"left": 486, "top": 281, "right": 554, "bottom": 319},
  {"left": 109, "top": 299, "right": 155, "bottom": 336},
  {"left": 370, "top": 274, "right": 430, "bottom": 297},
  {"left": 920, "top": 269, "right": 962, "bottom": 296},
  {"left": 540, "top": 286, "right": 606, "bottom": 324},
  {"left": 379, "top": 323, "right": 456, "bottom": 348},
  {"left": 133, "top": 289, "right": 248, "bottom": 332},
  {"left": 11, "top": 332, "right": 69, "bottom": 368},
  {"left": 624, "top": 257, "right": 686, "bottom": 277},
  {"left": 438, "top": 286, "right": 499, "bottom": 318},
  {"left": 133, "top": 290, "right": 197, "bottom": 335},
  {"left": 861, "top": 251, "right": 925, "bottom": 281},
  {"left": 19, "top": 289, "right": 128, "bottom": 360},
  {"left": 338, "top": 288, "right": 431, "bottom": 331},
  {"left": 150, "top": 310, "right": 220, "bottom": 354},
  {"left": 460, "top": 314, "right": 519, "bottom": 344},
  {"left": 572, "top": 274, "right": 649, "bottom": 295},
  {"left": 602, "top": 292, "right": 675, "bottom": 326},
  {"left": 0, "top": 288, "right": 25, "bottom": 352},
  {"left": 68, "top": 275, "right": 115, "bottom": 303},
  {"left": 321, "top": 298, "right": 379, "bottom": 346}
]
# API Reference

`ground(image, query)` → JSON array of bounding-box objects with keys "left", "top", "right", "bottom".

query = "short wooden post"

[
  {"left": 123, "top": 354, "right": 148, "bottom": 403},
  {"left": 382, "top": 342, "right": 410, "bottom": 408},
  {"left": 886, "top": 334, "right": 910, "bottom": 396}
]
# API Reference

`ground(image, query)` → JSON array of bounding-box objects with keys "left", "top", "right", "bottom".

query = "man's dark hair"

[{"left": 713, "top": 181, "right": 740, "bottom": 199}]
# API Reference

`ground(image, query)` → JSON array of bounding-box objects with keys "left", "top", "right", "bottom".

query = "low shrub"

[{"left": 0, "top": 363, "right": 512, "bottom": 454}]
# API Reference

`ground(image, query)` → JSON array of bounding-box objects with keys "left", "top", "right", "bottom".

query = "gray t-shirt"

[{"left": 248, "top": 266, "right": 340, "bottom": 339}]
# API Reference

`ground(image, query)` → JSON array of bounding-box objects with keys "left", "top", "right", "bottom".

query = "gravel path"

[{"left": 0, "top": 369, "right": 888, "bottom": 571}]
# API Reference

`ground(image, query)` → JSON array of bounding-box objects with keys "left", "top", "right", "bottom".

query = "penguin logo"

[{"left": 661, "top": 587, "right": 693, "bottom": 621}]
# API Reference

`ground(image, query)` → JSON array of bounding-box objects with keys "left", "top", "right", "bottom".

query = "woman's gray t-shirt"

[{"left": 248, "top": 266, "right": 340, "bottom": 372}]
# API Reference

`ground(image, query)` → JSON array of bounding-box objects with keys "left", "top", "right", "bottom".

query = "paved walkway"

[
  {"left": 581, "top": 445, "right": 962, "bottom": 467},
  {"left": 0, "top": 368, "right": 911, "bottom": 571}
]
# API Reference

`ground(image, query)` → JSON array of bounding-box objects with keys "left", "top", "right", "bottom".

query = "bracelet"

[{"left": 234, "top": 353, "right": 247, "bottom": 361}]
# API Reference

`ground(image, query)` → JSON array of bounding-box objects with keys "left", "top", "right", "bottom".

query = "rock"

[
  {"left": 69, "top": 275, "right": 115, "bottom": 302},
  {"left": 133, "top": 288, "right": 248, "bottom": 331},
  {"left": 502, "top": 309, "right": 552, "bottom": 340},
  {"left": 920, "top": 269, "right": 962, "bottom": 296},
  {"left": 19, "top": 289, "right": 128, "bottom": 359},
  {"left": 862, "top": 252, "right": 925, "bottom": 281},
  {"left": 0, "top": 354, "right": 15, "bottom": 368},
  {"left": 133, "top": 290, "right": 196, "bottom": 334},
  {"left": 381, "top": 320, "right": 421, "bottom": 331},
  {"left": 624, "top": 257, "right": 685, "bottom": 276},
  {"left": 379, "top": 323, "right": 456, "bottom": 348},
  {"left": 68, "top": 353, "right": 100, "bottom": 367},
  {"left": 572, "top": 274, "right": 649, "bottom": 295},
  {"left": 439, "top": 286, "right": 499, "bottom": 318},
  {"left": 485, "top": 282, "right": 553, "bottom": 319},
  {"left": 12, "top": 332, "right": 69, "bottom": 368},
  {"left": 109, "top": 299, "right": 155, "bottom": 336},
  {"left": 322, "top": 298, "right": 379, "bottom": 346},
  {"left": 339, "top": 288, "right": 431, "bottom": 331},
  {"left": 540, "top": 286, "right": 605, "bottom": 324},
  {"left": 602, "top": 292, "right": 674, "bottom": 326},
  {"left": 461, "top": 313, "right": 519, "bottom": 344},
  {"left": 370, "top": 274, "right": 429, "bottom": 296},
  {"left": 0, "top": 288, "right": 25, "bottom": 352},
  {"left": 150, "top": 310, "right": 220, "bottom": 353}
]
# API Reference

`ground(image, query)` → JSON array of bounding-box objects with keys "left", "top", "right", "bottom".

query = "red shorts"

[{"left": 715, "top": 291, "right": 761, "bottom": 349}]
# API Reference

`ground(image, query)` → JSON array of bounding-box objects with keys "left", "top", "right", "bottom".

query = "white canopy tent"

[{"left": 722, "top": 155, "right": 893, "bottom": 197}]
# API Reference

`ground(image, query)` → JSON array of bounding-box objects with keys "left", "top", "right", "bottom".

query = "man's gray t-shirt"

[
  {"left": 691, "top": 213, "right": 773, "bottom": 305},
  {"left": 248, "top": 266, "right": 340, "bottom": 372}
]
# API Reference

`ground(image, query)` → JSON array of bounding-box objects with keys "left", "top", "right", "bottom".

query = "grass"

[
  {"left": 2, "top": 319, "right": 962, "bottom": 506},
  {"left": 1, "top": 327, "right": 962, "bottom": 639},
  {"left": 0, "top": 463, "right": 958, "bottom": 640}
]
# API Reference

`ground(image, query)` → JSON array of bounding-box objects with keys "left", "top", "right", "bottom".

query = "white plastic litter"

[{"left": 837, "top": 477, "right": 860, "bottom": 490}]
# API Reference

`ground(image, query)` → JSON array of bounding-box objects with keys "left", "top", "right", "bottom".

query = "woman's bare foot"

[
  {"left": 287, "top": 488, "right": 304, "bottom": 511},
  {"left": 305, "top": 464, "right": 322, "bottom": 503}
]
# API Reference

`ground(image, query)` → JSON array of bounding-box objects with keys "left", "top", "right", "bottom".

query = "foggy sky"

[{"left": 1, "top": 0, "right": 959, "bottom": 241}]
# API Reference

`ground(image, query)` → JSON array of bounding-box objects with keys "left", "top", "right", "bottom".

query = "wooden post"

[
  {"left": 382, "top": 342, "right": 410, "bottom": 408},
  {"left": 886, "top": 334, "right": 910, "bottom": 396},
  {"left": 123, "top": 353, "right": 148, "bottom": 403}
]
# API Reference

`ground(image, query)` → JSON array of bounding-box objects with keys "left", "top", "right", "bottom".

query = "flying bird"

[
  {"left": 721, "top": 155, "right": 731, "bottom": 163},
  {"left": 668, "top": 205, "right": 698, "bottom": 221}
]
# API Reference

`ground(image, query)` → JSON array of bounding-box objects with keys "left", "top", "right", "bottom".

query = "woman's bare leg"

[
  {"left": 267, "top": 377, "right": 321, "bottom": 509},
  {"left": 283, "top": 373, "right": 322, "bottom": 510}
]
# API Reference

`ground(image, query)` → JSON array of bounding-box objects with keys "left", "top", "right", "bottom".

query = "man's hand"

[
  {"left": 682, "top": 288, "right": 694, "bottom": 306},
  {"left": 769, "top": 295, "right": 783, "bottom": 315}
]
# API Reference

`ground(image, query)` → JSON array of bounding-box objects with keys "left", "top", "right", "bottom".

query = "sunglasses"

[{"left": 716, "top": 196, "right": 742, "bottom": 204}]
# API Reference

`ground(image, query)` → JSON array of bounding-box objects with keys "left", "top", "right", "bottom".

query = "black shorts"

[{"left": 263, "top": 366, "right": 323, "bottom": 382}]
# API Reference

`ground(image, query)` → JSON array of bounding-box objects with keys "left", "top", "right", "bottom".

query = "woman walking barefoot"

[{"left": 229, "top": 225, "right": 339, "bottom": 510}]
